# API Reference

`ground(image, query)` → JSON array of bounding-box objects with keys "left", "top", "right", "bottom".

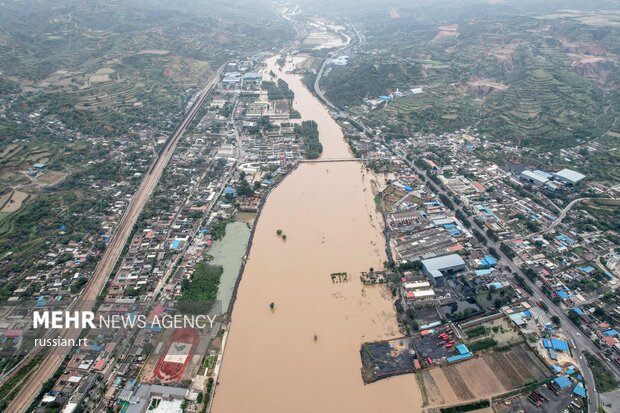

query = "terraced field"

[
  {"left": 0, "top": 0, "right": 294, "bottom": 137},
  {"left": 324, "top": 13, "right": 619, "bottom": 151}
]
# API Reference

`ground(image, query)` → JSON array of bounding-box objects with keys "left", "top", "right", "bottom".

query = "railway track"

[{"left": 4, "top": 64, "right": 226, "bottom": 413}]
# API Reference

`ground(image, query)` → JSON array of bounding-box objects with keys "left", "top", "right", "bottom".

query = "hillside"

[{"left": 321, "top": 12, "right": 620, "bottom": 151}]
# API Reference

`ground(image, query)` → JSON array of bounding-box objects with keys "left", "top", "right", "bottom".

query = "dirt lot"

[
  {"left": 361, "top": 337, "right": 416, "bottom": 383},
  {"left": 414, "top": 328, "right": 461, "bottom": 362},
  {"left": 34, "top": 171, "right": 67, "bottom": 186},
  {"left": 494, "top": 382, "right": 581, "bottom": 413},
  {"left": 0, "top": 190, "right": 29, "bottom": 212},
  {"left": 418, "top": 344, "right": 550, "bottom": 407}
]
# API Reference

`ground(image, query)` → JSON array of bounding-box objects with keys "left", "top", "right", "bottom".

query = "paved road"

[
  {"left": 398, "top": 155, "right": 603, "bottom": 413},
  {"left": 527, "top": 197, "right": 591, "bottom": 239},
  {"left": 313, "top": 23, "right": 360, "bottom": 112},
  {"left": 6, "top": 64, "right": 226, "bottom": 413}
]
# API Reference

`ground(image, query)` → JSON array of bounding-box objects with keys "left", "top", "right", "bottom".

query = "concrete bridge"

[{"left": 298, "top": 157, "right": 366, "bottom": 163}]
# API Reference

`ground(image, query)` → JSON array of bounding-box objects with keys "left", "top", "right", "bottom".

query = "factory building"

[
  {"left": 421, "top": 254, "right": 466, "bottom": 286},
  {"left": 554, "top": 168, "right": 585, "bottom": 186}
]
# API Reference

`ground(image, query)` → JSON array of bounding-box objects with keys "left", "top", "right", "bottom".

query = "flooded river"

[{"left": 211, "top": 56, "right": 422, "bottom": 412}]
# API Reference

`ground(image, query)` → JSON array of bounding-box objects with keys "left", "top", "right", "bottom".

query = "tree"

[
  {"left": 276, "top": 229, "right": 282, "bottom": 236},
  {"left": 551, "top": 315, "right": 561, "bottom": 325},
  {"left": 281, "top": 234, "right": 287, "bottom": 241}
]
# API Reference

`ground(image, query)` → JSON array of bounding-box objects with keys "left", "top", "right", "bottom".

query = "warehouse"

[
  {"left": 520, "top": 170, "right": 549, "bottom": 186},
  {"left": 554, "top": 168, "right": 585, "bottom": 186},
  {"left": 421, "top": 254, "right": 466, "bottom": 286}
]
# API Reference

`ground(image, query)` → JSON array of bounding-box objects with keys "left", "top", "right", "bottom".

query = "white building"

[
  {"left": 520, "top": 170, "right": 549, "bottom": 186},
  {"left": 554, "top": 168, "right": 585, "bottom": 185}
]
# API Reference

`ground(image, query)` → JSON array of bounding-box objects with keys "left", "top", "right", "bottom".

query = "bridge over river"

[{"left": 298, "top": 157, "right": 366, "bottom": 163}]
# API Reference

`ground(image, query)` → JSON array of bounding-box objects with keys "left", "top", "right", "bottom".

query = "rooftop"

[
  {"left": 421, "top": 254, "right": 465, "bottom": 272},
  {"left": 554, "top": 168, "right": 585, "bottom": 183}
]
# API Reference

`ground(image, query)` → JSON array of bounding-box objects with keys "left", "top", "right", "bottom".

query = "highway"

[{"left": 5, "top": 63, "right": 226, "bottom": 413}]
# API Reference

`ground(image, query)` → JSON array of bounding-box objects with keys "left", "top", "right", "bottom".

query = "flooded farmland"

[
  {"left": 211, "top": 221, "right": 251, "bottom": 311},
  {"left": 211, "top": 56, "right": 422, "bottom": 412}
]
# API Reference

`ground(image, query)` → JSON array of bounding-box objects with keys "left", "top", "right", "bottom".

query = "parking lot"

[
  {"left": 413, "top": 324, "right": 461, "bottom": 363},
  {"left": 494, "top": 382, "right": 584, "bottom": 413}
]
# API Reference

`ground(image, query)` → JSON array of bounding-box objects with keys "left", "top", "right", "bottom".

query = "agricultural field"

[
  {"left": 418, "top": 344, "right": 550, "bottom": 407},
  {"left": 463, "top": 316, "right": 524, "bottom": 348}
]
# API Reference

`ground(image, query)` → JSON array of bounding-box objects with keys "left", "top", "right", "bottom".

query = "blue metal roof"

[
  {"left": 551, "top": 339, "right": 570, "bottom": 351},
  {"left": 573, "top": 383, "right": 586, "bottom": 398},
  {"left": 483, "top": 255, "right": 497, "bottom": 266},
  {"left": 556, "top": 290, "right": 571, "bottom": 300},
  {"left": 456, "top": 344, "right": 469, "bottom": 355},
  {"left": 554, "top": 376, "right": 571, "bottom": 389},
  {"left": 446, "top": 353, "right": 472, "bottom": 363},
  {"left": 475, "top": 269, "right": 494, "bottom": 276}
]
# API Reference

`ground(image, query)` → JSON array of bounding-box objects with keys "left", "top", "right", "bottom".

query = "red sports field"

[{"left": 152, "top": 328, "right": 199, "bottom": 382}]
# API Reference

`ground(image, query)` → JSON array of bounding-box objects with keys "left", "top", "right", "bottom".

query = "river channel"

[{"left": 211, "top": 54, "right": 422, "bottom": 413}]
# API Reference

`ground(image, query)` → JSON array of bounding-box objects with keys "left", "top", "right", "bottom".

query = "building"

[
  {"left": 121, "top": 384, "right": 188, "bottom": 413},
  {"left": 520, "top": 170, "right": 548, "bottom": 186},
  {"left": 554, "top": 168, "right": 585, "bottom": 185},
  {"left": 421, "top": 254, "right": 466, "bottom": 286},
  {"left": 243, "top": 72, "right": 262, "bottom": 83},
  {"left": 403, "top": 281, "right": 431, "bottom": 290},
  {"left": 412, "top": 289, "right": 435, "bottom": 299}
]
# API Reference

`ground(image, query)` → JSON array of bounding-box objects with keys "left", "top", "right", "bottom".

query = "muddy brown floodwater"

[{"left": 211, "top": 55, "right": 422, "bottom": 413}]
